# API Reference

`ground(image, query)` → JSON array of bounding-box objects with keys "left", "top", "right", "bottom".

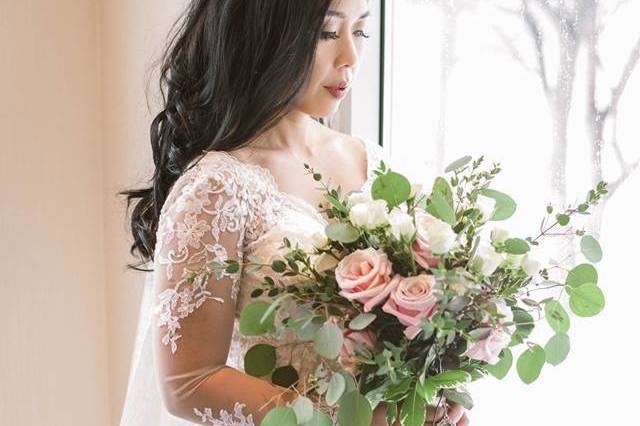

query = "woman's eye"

[{"left": 320, "top": 30, "right": 371, "bottom": 40}]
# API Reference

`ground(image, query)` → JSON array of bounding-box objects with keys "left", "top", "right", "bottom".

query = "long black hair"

[{"left": 120, "top": 0, "right": 335, "bottom": 271}]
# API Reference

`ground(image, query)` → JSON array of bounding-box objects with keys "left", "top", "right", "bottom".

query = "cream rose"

[
  {"left": 349, "top": 199, "right": 389, "bottom": 229},
  {"left": 382, "top": 273, "right": 439, "bottom": 339},
  {"left": 470, "top": 242, "right": 504, "bottom": 276},
  {"left": 335, "top": 248, "right": 393, "bottom": 311},
  {"left": 414, "top": 210, "right": 457, "bottom": 255},
  {"left": 388, "top": 207, "right": 416, "bottom": 240},
  {"left": 476, "top": 194, "right": 497, "bottom": 223}
]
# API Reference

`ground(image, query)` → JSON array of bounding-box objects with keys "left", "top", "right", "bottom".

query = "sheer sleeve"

[{"left": 151, "top": 163, "right": 297, "bottom": 425}]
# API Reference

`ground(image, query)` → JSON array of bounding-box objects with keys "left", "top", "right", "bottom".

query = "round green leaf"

[
  {"left": 260, "top": 407, "right": 297, "bottom": 426},
  {"left": 371, "top": 171, "right": 412, "bottom": 209},
  {"left": 240, "top": 301, "right": 276, "bottom": 336},
  {"left": 581, "top": 235, "right": 602, "bottom": 263},
  {"left": 244, "top": 344, "right": 276, "bottom": 377},
  {"left": 300, "top": 409, "right": 332, "bottom": 426},
  {"left": 432, "top": 177, "right": 454, "bottom": 207},
  {"left": 427, "top": 190, "right": 455, "bottom": 225},
  {"left": 556, "top": 214, "right": 570, "bottom": 226},
  {"left": 544, "top": 333, "right": 570, "bottom": 366},
  {"left": 565, "top": 263, "right": 598, "bottom": 292},
  {"left": 485, "top": 348, "right": 513, "bottom": 380},
  {"left": 569, "top": 282, "right": 605, "bottom": 317},
  {"left": 337, "top": 391, "right": 372, "bottom": 426},
  {"left": 271, "top": 365, "right": 299, "bottom": 388},
  {"left": 348, "top": 313, "right": 376, "bottom": 331},
  {"left": 293, "top": 396, "right": 314, "bottom": 424},
  {"left": 271, "top": 260, "right": 287, "bottom": 273},
  {"left": 503, "top": 238, "right": 530, "bottom": 255},
  {"left": 313, "top": 322, "right": 343, "bottom": 359},
  {"left": 325, "top": 372, "right": 346, "bottom": 406},
  {"left": 509, "top": 308, "right": 534, "bottom": 346},
  {"left": 478, "top": 188, "right": 517, "bottom": 221},
  {"left": 325, "top": 222, "right": 360, "bottom": 243},
  {"left": 516, "top": 344, "right": 545, "bottom": 384},
  {"left": 445, "top": 155, "right": 472, "bottom": 173},
  {"left": 544, "top": 300, "right": 570, "bottom": 333}
]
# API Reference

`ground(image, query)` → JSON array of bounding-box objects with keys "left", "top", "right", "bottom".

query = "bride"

[{"left": 119, "top": 0, "right": 469, "bottom": 425}]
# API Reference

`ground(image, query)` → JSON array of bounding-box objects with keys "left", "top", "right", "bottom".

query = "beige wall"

[{"left": 1, "top": 1, "right": 185, "bottom": 424}]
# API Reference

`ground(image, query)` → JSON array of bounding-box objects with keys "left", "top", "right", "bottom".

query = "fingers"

[
  {"left": 448, "top": 402, "right": 466, "bottom": 423},
  {"left": 424, "top": 402, "right": 447, "bottom": 423},
  {"left": 457, "top": 412, "right": 470, "bottom": 426}
]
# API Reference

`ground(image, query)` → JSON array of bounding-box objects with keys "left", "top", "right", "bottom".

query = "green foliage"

[
  {"left": 569, "top": 283, "right": 605, "bottom": 317},
  {"left": 485, "top": 348, "right": 513, "bottom": 380},
  {"left": 544, "top": 333, "right": 570, "bottom": 366},
  {"left": 516, "top": 344, "right": 545, "bottom": 384},
  {"left": 348, "top": 313, "right": 376, "bottom": 330},
  {"left": 313, "top": 322, "right": 343, "bottom": 359},
  {"left": 398, "top": 385, "right": 426, "bottom": 426},
  {"left": 325, "top": 222, "right": 360, "bottom": 243},
  {"left": 260, "top": 407, "right": 297, "bottom": 426},
  {"left": 544, "top": 300, "right": 570, "bottom": 333},
  {"left": 239, "top": 301, "right": 276, "bottom": 336},
  {"left": 371, "top": 170, "right": 412, "bottom": 210},
  {"left": 337, "top": 391, "right": 372, "bottom": 426},
  {"left": 244, "top": 344, "right": 276, "bottom": 377},
  {"left": 478, "top": 188, "right": 517, "bottom": 221},
  {"left": 580, "top": 235, "right": 603, "bottom": 263}
]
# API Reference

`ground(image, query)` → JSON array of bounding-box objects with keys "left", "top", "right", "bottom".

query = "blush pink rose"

[
  {"left": 463, "top": 326, "right": 511, "bottom": 365},
  {"left": 382, "top": 273, "right": 439, "bottom": 339},
  {"left": 338, "top": 329, "right": 377, "bottom": 375},
  {"left": 411, "top": 238, "right": 440, "bottom": 269},
  {"left": 336, "top": 247, "right": 393, "bottom": 312}
]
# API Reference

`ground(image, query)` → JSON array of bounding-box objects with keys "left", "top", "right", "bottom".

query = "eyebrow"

[{"left": 326, "top": 10, "right": 372, "bottom": 20}]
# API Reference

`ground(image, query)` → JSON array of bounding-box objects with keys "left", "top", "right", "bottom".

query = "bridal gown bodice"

[{"left": 119, "top": 137, "right": 388, "bottom": 426}]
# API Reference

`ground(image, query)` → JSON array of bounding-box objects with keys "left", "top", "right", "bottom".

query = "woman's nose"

[{"left": 336, "top": 33, "right": 360, "bottom": 69}]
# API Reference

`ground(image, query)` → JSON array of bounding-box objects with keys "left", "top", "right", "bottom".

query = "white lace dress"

[{"left": 119, "top": 137, "right": 388, "bottom": 425}]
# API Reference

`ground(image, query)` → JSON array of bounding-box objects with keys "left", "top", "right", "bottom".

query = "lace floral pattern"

[
  {"left": 151, "top": 137, "right": 388, "bottom": 425},
  {"left": 194, "top": 403, "right": 255, "bottom": 425}
]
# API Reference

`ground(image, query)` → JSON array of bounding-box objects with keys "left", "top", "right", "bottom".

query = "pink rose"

[
  {"left": 411, "top": 238, "right": 440, "bottom": 269},
  {"left": 382, "top": 274, "right": 439, "bottom": 339},
  {"left": 336, "top": 248, "right": 393, "bottom": 312},
  {"left": 338, "top": 329, "right": 377, "bottom": 375},
  {"left": 463, "top": 327, "right": 511, "bottom": 365}
]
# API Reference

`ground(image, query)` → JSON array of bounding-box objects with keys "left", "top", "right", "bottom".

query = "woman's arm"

[{"left": 151, "top": 166, "right": 297, "bottom": 424}]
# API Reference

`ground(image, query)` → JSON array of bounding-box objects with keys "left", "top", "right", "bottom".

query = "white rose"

[
  {"left": 349, "top": 199, "right": 389, "bottom": 229},
  {"left": 388, "top": 207, "right": 415, "bottom": 240},
  {"left": 470, "top": 242, "right": 504, "bottom": 276},
  {"left": 521, "top": 247, "right": 544, "bottom": 276},
  {"left": 346, "top": 191, "right": 370, "bottom": 208},
  {"left": 414, "top": 209, "right": 457, "bottom": 254},
  {"left": 476, "top": 195, "right": 497, "bottom": 222},
  {"left": 490, "top": 227, "right": 510, "bottom": 245},
  {"left": 311, "top": 231, "right": 329, "bottom": 249}
]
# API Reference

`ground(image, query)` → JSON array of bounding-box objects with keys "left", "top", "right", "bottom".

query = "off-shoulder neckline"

[{"left": 202, "top": 137, "right": 375, "bottom": 222}]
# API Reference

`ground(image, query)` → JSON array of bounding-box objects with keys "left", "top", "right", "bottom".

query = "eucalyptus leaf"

[
  {"left": 293, "top": 396, "right": 314, "bottom": 424},
  {"left": 503, "top": 238, "right": 530, "bottom": 255},
  {"left": 337, "top": 391, "right": 372, "bottom": 426},
  {"left": 516, "top": 344, "right": 545, "bottom": 384},
  {"left": 485, "top": 348, "right": 513, "bottom": 380},
  {"left": 260, "top": 407, "right": 297, "bottom": 426},
  {"left": 427, "top": 190, "right": 456, "bottom": 225},
  {"left": 325, "top": 372, "right": 346, "bottom": 406},
  {"left": 509, "top": 308, "right": 534, "bottom": 347},
  {"left": 478, "top": 188, "right": 517, "bottom": 221},
  {"left": 442, "top": 388, "right": 474, "bottom": 410},
  {"left": 313, "top": 322, "right": 343, "bottom": 359},
  {"left": 239, "top": 301, "right": 276, "bottom": 336},
  {"left": 544, "top": 300, "right": 570, "bottom": 333},
  {"left": 348, "top": 313, "right": 376, "bottom": 331},
  {"left": 565, "top": 263, "right": 598, "bottom": 292},
  {"left": 244, "top": 344, "right": 276, "bottom": 377},
  {"left": 445, "top": 155, "right": 472, "bottom": 173},
  {"left": 581, "top": 235, "right": 603, "bottom": 263},
  {"left": 300, "top": 410, "right": 332, "bottom": 426},
  {"left": 569, "top": 282, "right": 605, "bottom": 317},
  {"left": 432, "top": 177, "right": 454, "bottom": 208},
  {"left": 544, "top": 332, "right": 570, "bottom": 366},
  {"left": 325, "top": 222, "right": 360, "bottom": 244},
  {"left": 371, "top": 171, "right": 412, "bottom": 209}
]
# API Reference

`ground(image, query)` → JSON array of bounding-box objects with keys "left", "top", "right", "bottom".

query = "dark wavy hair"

[{"left": 119, "top": 0, "right": 335, "bottom": 271}]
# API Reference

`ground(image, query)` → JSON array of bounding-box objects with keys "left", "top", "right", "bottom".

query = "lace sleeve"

[{"left": 151, "top": 162, "right": 296, "bottom": 425}]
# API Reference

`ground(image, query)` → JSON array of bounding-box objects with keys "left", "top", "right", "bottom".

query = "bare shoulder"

[{"left": 316, "top": 126, "right": 367, "bottom": 174}]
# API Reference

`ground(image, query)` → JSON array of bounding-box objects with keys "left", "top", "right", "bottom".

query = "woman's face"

[{"left": 296, "top": 0, "right": 372, "bottom": 118}]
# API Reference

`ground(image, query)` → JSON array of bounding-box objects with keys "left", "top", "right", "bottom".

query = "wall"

[{"left": 0, "top": 1, "right": 109, "bottom": 424}]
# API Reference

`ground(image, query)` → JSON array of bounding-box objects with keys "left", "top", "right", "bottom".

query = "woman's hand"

[{"left": 371, "top": 400, "right": 470, "bottom": 425}]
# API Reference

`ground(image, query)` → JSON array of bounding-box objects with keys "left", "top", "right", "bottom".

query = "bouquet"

[{"left": 200, "top": 156, "right": 608, "bottom": 426}]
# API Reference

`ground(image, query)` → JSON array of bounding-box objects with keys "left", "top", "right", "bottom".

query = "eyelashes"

[{"left": 320, "top": 30, "right": 371, "bottom": 40}]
